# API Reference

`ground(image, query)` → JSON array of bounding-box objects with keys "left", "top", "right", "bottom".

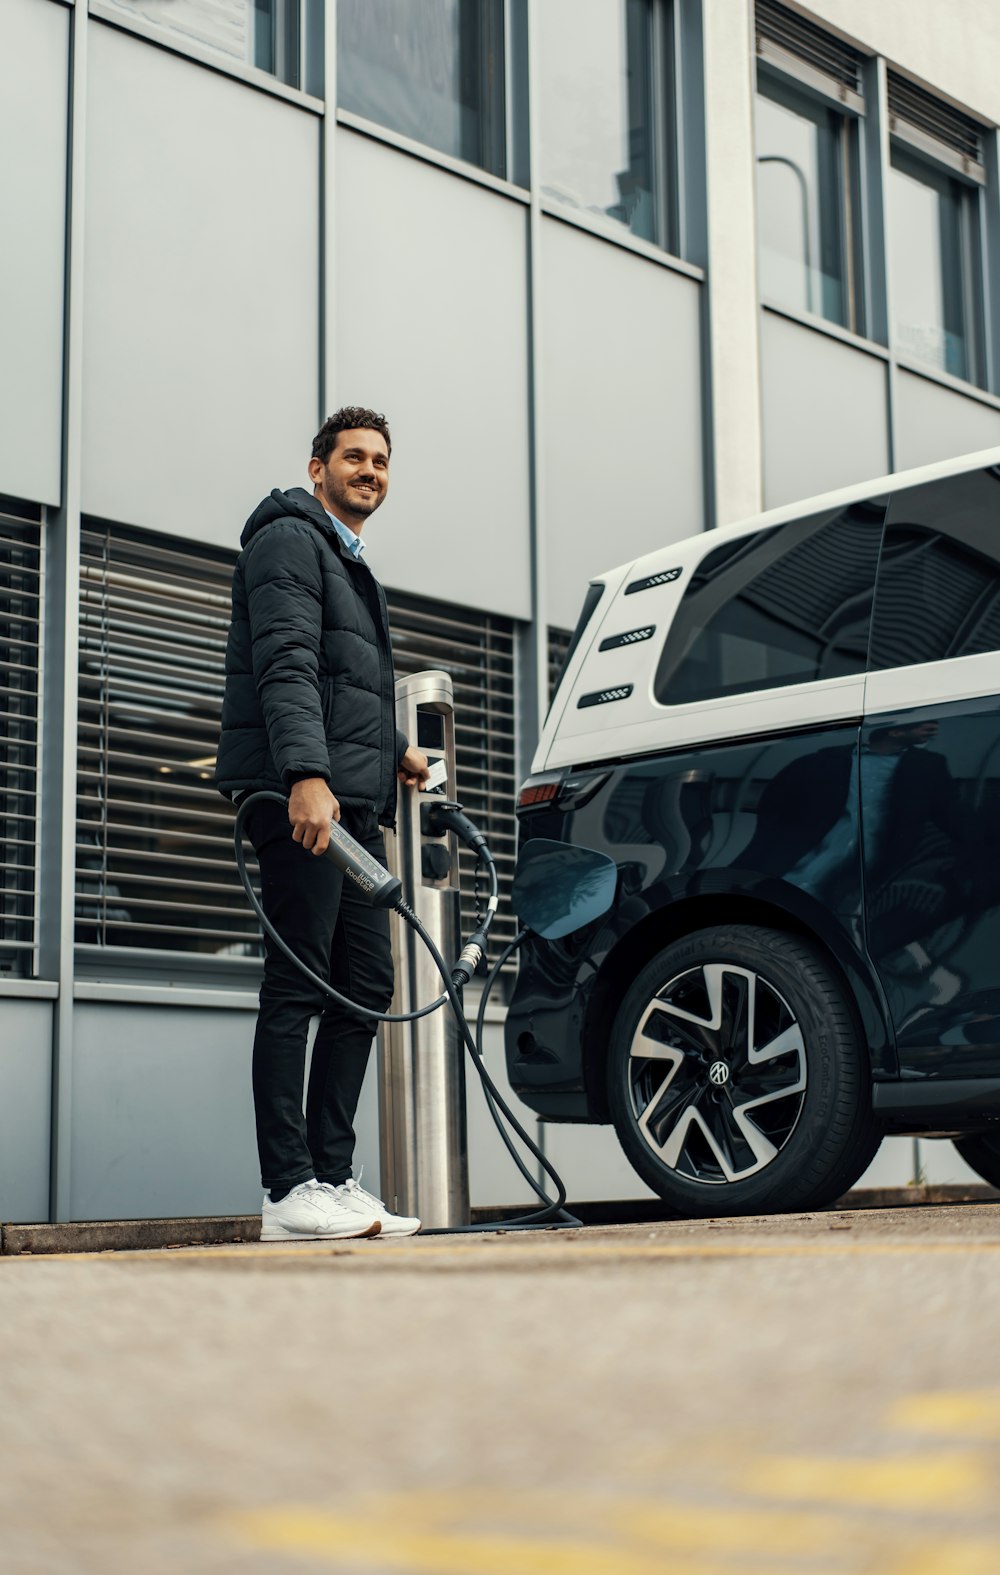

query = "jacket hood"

[{"left": 240, "top": 487, "right": 337, "bottom": 549}]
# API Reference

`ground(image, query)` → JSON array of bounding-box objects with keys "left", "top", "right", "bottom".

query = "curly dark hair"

[{"left": 311, "top": 406, "right": 392, "bottom": 464}]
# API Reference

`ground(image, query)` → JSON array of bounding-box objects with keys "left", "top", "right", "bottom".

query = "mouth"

[{"left": 352, "top": 482, "right": 377, "bottom": 497}]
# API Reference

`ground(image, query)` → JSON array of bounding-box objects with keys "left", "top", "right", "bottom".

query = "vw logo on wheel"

[{"left": 708, "top": 1060, "right": 730, "bottom": 1087}]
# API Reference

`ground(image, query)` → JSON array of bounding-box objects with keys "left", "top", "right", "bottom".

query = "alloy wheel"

[{"left": 628, "top": 963, "right": 806, "bottom": 1184}]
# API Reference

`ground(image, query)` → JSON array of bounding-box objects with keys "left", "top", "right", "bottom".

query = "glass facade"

[
  {"left": 538, "top": 0, "right": 663, "bottom": 246},
  {"left": 337, "top": 0, "right": 507, "bottom": 177},
  {"left": 98, "top": 0, "right": 318, "bottom": 90},
  {"left": 755, "top": 80, "right": 856, "bottom": 329},
  {"left": 889, "top": 149, "right": 981, "bottom": 384}
]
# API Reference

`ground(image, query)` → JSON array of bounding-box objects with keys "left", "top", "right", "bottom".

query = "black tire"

[
  {"left": 607, "top": 925, "right": 880, "bottom": 1217},
  {"left": 953, "top": 1133, "right": 1000, "bottom": 1191}
]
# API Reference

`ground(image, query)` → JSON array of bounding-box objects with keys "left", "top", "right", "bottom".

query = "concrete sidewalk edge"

[{"left": 2, "top": 1183, "right": 997, "bottom": 1256}]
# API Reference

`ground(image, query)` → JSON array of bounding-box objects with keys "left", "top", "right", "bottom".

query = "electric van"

[{"left": 507, "top": 446, "right": 1000, "bottom": 1216}]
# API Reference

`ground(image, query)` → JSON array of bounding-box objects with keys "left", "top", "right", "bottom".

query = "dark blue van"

[{"left": 508, "top": 449, "right": 1000, "bottom": 1215}]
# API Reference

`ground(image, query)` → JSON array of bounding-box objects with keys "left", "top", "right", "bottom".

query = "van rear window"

[
  {"left": 871, "top": 467, "right": 1000, "bottom": 670},
  {"left": 654, "top": 500, "right": 884, "bottom": 706}
]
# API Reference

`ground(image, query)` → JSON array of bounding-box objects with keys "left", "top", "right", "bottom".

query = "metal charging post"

[{"left": 378, "top": 670, "right": 470, "bottom": 1228}]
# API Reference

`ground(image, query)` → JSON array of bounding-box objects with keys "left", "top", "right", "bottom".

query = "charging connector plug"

[
  {"left": 451, "top": 931, "right": 488, "bottom": 989},
  {"left": 421, "top": 799, "right": 487, "bottom": 852}
]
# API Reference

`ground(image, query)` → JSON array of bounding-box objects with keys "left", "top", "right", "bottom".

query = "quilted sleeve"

[{"left": 244, "top": 524, "right": 331, "bottom": 787}]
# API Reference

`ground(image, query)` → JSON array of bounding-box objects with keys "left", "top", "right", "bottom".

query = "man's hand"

[
  {"left": 398, "top": 745, "right": 430, "bottom": 789},
  {"left": 288, "top": 777, "right": 340, "bottom": 856}
]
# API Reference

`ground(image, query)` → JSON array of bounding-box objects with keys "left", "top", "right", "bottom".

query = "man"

[{"left": 216, "top": 407, "right": 429, "bottom": 1241}]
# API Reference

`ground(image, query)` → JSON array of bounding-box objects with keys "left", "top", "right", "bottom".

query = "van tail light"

[
  {"left": 517, "top": 769, "right": 610, "bottom": 813},
  {"left": 517, "top": 774, "right": 563, "bottom": 810}
]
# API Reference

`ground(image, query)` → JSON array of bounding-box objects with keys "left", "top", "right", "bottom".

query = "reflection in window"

[
  {"left": 888, "top": 150, "right": 981, "bottom": 384},
  {"left": 871, "top": 469, "right": 1000, "bottom": 670},
  {"left": 98, "top": 0, "right": 319, "bottom": 91},
  {"left": 538, "top": 0, "right": 665, "bottom": 247},
  {"left": 337, "top": 0, "right": 507, "bottom": 178},
  {"left": 755, "top": 81, "right": 858, "bottom": 330},
  {"left": 654, "top": 502, "right": 884, "bottom": 707}
]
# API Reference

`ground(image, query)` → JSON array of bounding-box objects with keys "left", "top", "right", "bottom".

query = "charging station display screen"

[{"left": 417, "top": 712, "right": 445, "bottom": 751}]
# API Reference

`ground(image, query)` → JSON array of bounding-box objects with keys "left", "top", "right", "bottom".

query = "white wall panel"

[
  {"left": 70, "top": 1002, "right": 260, "bottom": 1220},
  {"left": 0, "top": 0, "right": 68, "bottom": 507},
  {"left": 761, "top": 311, "right": 890, "bottom": 509},
  {"left": 540, "top": 221, "right": 704, "bottom": 631},
  {"left": 894, "top": 370, "right": 1000, "bottom": 473},
  {"left": 83, "top": 23, "right": 319, "bottom": 547},
  {"left": 334, "top": 131, "right": 532, "bottom": 620},
  {"left": 0, "top": 1000, "right": 52, "bottom": 1223}
]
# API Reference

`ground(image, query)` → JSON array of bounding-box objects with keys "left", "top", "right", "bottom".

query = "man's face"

[{"left": 309, "top": 427, "right": 390, "bottom": 529}]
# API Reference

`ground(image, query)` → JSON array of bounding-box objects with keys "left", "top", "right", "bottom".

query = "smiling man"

[{"left": 216, "top": 407, "right": 429, "bottom": 1242}]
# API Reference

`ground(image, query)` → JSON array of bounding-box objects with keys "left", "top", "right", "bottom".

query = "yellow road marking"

[
  {"left": 884, "top": 1539, "right": 1000, "bottom": 1575},
  {"left": 891, "top": 1390, "right": 1000, "bottom": 1441},
  {"left": 228, "top": 1505, "right": 728, "bottom": 1575},
  {"left": 226, "top": 1487, "right": 1000, "bottom": 1574},
  {"left": 740, "top": 1451, "right": 990, "bottom": 1511}
]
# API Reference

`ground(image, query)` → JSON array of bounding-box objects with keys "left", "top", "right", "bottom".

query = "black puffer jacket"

[{"left": 215, "top": 487, "right": 407, "bottom": 826}]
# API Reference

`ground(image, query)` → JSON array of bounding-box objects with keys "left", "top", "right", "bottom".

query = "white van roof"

[{"left": 536, "top": 444, "right": 1000, "bottom": 775}]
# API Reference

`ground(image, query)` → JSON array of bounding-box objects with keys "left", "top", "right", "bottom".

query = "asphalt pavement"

[{"left": 2, "top": 1201, "right": 1000, "bottom": 1574}]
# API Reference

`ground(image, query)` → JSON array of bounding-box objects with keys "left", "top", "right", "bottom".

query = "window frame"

[
  {"left": 534, "top": 0, "right": 680, "bottom": 256},
  {"left": 755, "top": 57, "right": 866, "bottom": 337},
  {"left": 335, "top": 0, "right": 512, "bottom": 183},
  {"left": 887, "top": 138, "right": 987, "bottom": 390},
  {"left": 89, "top": 0, "right": 325, "bottom": 109}
]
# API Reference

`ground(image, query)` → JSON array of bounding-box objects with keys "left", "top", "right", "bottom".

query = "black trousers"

[{"left": 244, "top": 797, "right": 395, "bottom": 1192}]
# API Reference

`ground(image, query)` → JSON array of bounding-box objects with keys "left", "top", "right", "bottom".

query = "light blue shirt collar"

[{"left": 323, "top": 506, "right": 365, "bottom": 559}]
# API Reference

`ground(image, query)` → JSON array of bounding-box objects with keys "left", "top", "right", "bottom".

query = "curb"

[{"left": 2, "top": 1183, "right": 997, "bottom": 1256}]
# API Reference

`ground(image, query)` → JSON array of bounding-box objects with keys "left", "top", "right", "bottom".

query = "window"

[
  {"left": 337, "top": 0, "right": 508, "bottom": 178},
  {"left": 95, "top": 0, "right": 323, "bottom": 93},
  {"left": 888, "top": 153, "right": 982, "bottom": 384},
  {"left": 538, "top": 0, "right": 671, "bottom": 248},
  {"left": 654, "top": 501, "right": 885, "bottom": 707},
  {"left": 870, "top": 468, "right": 1000, "bottom": 671},
  {"left": 887, "top": 74, "right": 986, "bottom": 386},
  {"left": 386, "top": 591, "right": 519, "bottom": 967},
  {"left": 0, "top": 503, "right": 42, "bottom": 977},
  {"left": 754, "top": 2, "right": 865, "bottom": 332},
  {"left": 75, "top": 524, "right": 259, "bottom": 959},
  {"left": 548, "top": 627, "right": 573, "bottom": 705}
]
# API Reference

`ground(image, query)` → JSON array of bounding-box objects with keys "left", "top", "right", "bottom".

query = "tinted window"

[
  {"left": 870, "top": 467, "right": 1000, "bottom": 670},
  {"left": 654, "top": 501, "right": 884, "bottom": 707}
]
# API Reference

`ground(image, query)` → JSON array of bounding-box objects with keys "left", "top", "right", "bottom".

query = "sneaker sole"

[{"left": 260, "top": 1219, "right": 381, "bottom": 1242}]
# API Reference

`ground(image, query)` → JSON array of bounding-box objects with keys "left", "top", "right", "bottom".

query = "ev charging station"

[{"left": 378, "top": 670, "right": 471, "bottom": 1229}]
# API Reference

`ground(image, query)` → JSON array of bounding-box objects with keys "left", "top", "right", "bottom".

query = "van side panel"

[
  {"left": 862, "top": 696, "right": 1000, "bottom": 1081},
  {"left": 507, "top": 725, "right": 895, "bottom": 1119}
]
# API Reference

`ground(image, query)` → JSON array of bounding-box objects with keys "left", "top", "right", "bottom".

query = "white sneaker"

[
  {"left": 319, "top": 1175, "right": 421, "bottom": 1237},
  {"left": 260, "top": 1179, "right": 381, "bottom": 1242}
]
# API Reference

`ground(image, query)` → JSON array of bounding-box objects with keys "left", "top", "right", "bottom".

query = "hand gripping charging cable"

[{"left": 233, "top": 790, "right": 579, "bottom": 1233}]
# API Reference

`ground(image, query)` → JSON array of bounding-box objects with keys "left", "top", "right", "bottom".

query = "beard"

[{"left": 323, "top": 467, "right": 384, "bottom": 521}]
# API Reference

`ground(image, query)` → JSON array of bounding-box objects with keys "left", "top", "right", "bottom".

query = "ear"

[{"left": 307, "top": 455, "right": 325, "bottom": 487}]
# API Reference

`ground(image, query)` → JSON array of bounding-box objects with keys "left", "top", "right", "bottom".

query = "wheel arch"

[{"left": 581, "top": 892, "right": 895, "bottom": 1121}]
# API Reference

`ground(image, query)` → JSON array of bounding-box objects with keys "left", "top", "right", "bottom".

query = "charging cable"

[{"left": 234, "top": 791, "right": 578, "bottom": 1232}]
